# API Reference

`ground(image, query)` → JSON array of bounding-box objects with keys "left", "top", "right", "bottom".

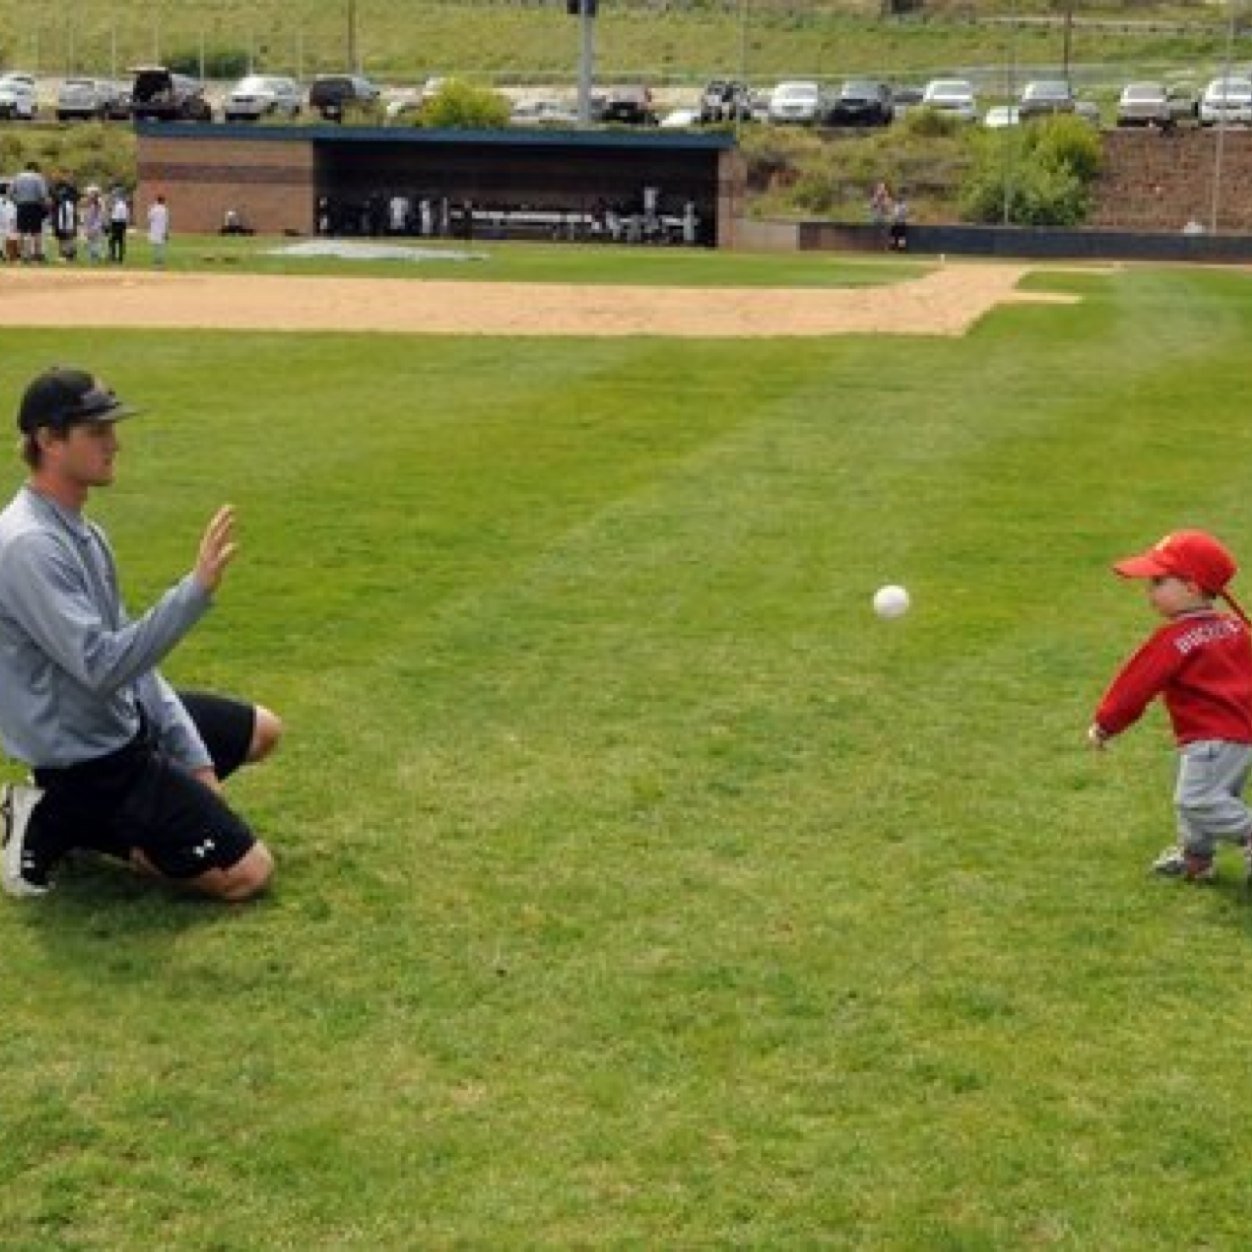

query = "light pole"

[
  {"left": 576, "top": 0, "right": 596, "bottom": 127},
  {"left": 1061, "top": 0, "right": 1074, "bottom": 86},
  {"left": 1002, "top": 0, "right": 1018, "bottom": 225},
  {"left": 1210, "top": 0, "right": 1238, "bottom": 234}
]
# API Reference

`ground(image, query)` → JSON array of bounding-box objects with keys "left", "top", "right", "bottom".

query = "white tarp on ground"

[{"left": 265, "top": 240, "right": 489, "bottom": 263}]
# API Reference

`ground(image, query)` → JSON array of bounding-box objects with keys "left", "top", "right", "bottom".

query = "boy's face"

[{"left": 1147, "top": 574, "right": 1208, "bottom": 619}]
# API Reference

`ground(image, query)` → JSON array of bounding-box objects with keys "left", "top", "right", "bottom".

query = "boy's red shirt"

[{"left": 1095, "top": 609, "right": 1252, "bottom": 745}]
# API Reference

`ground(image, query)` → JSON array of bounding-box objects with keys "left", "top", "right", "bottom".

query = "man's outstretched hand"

[{"left": 194, "top": 505, "right": 238, "bottom": 594}]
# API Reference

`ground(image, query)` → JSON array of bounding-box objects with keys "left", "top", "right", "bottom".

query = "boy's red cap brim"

[{"left": 1113, "top": 530, "right": 1237, "bottom": 596}]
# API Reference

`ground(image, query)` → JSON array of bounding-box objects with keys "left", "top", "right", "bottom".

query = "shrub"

[
  {"left": 1032, "top": 113, "right": 1102, "bottom": 181},
  {"left": 901, "top": 106, "right": 963, "bottom": 139},
  {"left": 960, "top": 116, "right": 1101, "bottom": 226},
  {"left": 413, "top": 80, "right": 511, "bottom": 129}
]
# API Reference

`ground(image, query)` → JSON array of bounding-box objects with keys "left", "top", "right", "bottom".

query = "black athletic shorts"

[
  {"left": 15, "top": 202, "right": 45, "bottom": 235},
  {"left": 31, "top": 691, "right": 258, "bottom": 879}
]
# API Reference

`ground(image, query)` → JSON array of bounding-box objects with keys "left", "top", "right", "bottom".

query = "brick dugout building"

[{"left": 136, "top": 122, "right": 744, "bottom": 246}]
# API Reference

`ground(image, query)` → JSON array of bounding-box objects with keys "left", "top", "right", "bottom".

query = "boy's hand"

[{"left": 1087, "top": 724, "right": 1109, "bottom": 751}]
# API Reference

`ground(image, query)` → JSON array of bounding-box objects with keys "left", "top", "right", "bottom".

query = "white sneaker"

[
  {"left": 1151, "top": 844, "right": 1216, "bottom": 882},
  {"left": 1, "top": 782, "right": 50, "bottom": 897}
]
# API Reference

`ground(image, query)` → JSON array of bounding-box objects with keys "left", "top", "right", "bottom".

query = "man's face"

[{"left": 47, "top": 420, "right": 120, "bottom": 488}]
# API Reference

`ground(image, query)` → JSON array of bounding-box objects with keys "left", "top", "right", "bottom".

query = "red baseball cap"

[{"left": 1113, "top": 530, "right": 1237, "bottom": 595}]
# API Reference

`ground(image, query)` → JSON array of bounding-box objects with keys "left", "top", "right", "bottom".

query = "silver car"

[
  {"left": 1200, "top": 76, "right": 1252, "bottom": 126},
  {"left": 768, "top": 80, "right": 823, "bottom": 125},
  {"left": 921, "top": 78, "right": 977, "bottom": 122},
  {"left": 224, "top": 75, "right": 303, "bottom": 122},
  {"left": 0, "top": 73, "right": 37, "bottom": 121},
  {"left": 56, "top": 77, "right": 124, "bottom": 121}
]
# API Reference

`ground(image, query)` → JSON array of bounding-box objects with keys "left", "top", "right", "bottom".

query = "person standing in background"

[
  {"left": 107, "top": 188, "right": 130, "bottom": 264},
  {"left": 147, "top": 194, "right": 170, "bottom": 268},
  {"left": 81, "top": 187, "right": 106, "bottom": 264},
  {"left": 10, "top": 162, "right": 49, "bottom": 264}
]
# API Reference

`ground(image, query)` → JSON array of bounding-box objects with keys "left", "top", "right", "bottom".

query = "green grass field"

[{"left": 6, "top": 254, "right": 1252, "bottom": 1248}]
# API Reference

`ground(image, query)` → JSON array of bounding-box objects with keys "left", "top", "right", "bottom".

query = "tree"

[{"left": 415, "top": 80, "right": 511, "bottom": 130}]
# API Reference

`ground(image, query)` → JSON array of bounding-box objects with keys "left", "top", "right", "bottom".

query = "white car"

[
  {"left": 223, "top": 74, "right": 302, "bottom": 122},
  {"left": 768, "top": 80, "right": 823, "bottom": 125},
  {"left": 0, "top": 72, "right": 37, "bottom": 121},
  {"left": 658, "top": 107, "right": 700, "bottom": 129},
  {"left": 983, "top": 104, "right": 1021, "bottom": 128},
  {"left": 921, "top": 78, "right": 977, "bottom": 122},
  {"left": 1200, "top": 76, "right": 1252, "bottom": 126}
]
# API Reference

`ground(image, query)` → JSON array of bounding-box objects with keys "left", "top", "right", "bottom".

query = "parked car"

[
  {"left": 309, "top": 73, "right": 381, "bottom": 121},
  {"left": 223, "top": 74, "right": 303, "bottom": 122},
  {"left": 1074, "top": 99, "right": 1102, "bottom": 126},
  {"left": 56, "top": 77, "right": 126, "bottom": 121},
  {"left": 699, "top": 79, "right": 751, "bottom": 123},
  {"left": 601, "top": 85, "right": 656, "bottom": 125},
  {"left": 826, "top": 79, "right": 893, "bottom": 127},
  {"left": 921, "top": 78, "right": 977, "bottom": 122},
  {"left": 1115, "top": 82, "right": 1198, "bottom": 129},
  {"left": 0, "top": 72, "right": 37, "bottom": 121},
  {"left": 1116, "top": 82, "right": 1172, "bottom": 128},
  {"left": 130, "top": 66, "right": 212, "bottom": 122},
  {"left": 768, "top": 80, "right": 824, "bottom": 125},
  {"left": 1164, "top": 82, "right": 1200, "bottom": 124},
  {"left": 659, "top": 107, "right": 701, "bottom": 129},
  {"left": 1018, "top": 79, "right": 1075, "bottom": 120},
  {"left": 983, "top": 104, "right": 1020, "bottom": 128},
  {"left": 102, "top": 84, "right": 133, "bottom": 120},
  {"left": 1199, "top": 75, "right": 1252, "bottom": 126},
  {"left": 889, "top": 84, "right": 924, "bottom": 120},
  {"left": 509, "top": 98, "right": 580, "bottom": 128}
]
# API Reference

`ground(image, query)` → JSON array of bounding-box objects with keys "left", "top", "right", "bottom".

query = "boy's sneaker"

[
  {"left": 1, "top": 783, "right": 52, "bottom": 897},
  {"left": 1151, "top": 845, "right": 1216, "bottom": 883}
]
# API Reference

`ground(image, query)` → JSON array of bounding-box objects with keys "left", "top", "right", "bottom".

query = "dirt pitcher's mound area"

[{"left": 0, "top": 263, "right": 1076, "bottom": 338}]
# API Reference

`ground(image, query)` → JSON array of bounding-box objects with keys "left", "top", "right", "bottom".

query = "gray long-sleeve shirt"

[{"left": 0, "top": 485, "right": 213, "bottom": 770}]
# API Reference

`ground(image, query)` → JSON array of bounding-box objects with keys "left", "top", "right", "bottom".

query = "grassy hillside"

[{"left": 0, "top": 0, "right": 1244, "bottom": 87}]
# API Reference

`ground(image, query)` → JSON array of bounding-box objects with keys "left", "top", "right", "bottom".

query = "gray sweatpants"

[{"left": 1175, "top": 740, "right": 1252, "bottom": 856}]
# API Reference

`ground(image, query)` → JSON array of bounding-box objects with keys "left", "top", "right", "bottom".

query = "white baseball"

[{"left": 873, "top": 584, "right": 911, "bottom": 619}]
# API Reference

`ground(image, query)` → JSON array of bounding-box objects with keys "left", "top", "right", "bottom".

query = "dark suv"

[
  {"left": 601, "top": 85, "right": 657, "bottom": 126},
  {"left": 826, "top": 79, "right": 894, "bottom": 127},
  {"left": 130, "top": 66, "right": 212, "bottom": 122},
  {"left": 309, "top": 73, "right": 381, "bottom": 122}
]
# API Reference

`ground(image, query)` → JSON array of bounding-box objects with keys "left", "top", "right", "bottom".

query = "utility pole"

[
  {"left": 572, "top": 0, "right": 597, "bottom": 127},
  {"left": 348, "top": 0, "right": 358, "bottom": 72},
  {"left": 1062, "top": 1, "right": 1074, "bottom": 85},
  {"left": 1211, "top": 0, "right": 1238, "bottom": 233},
  {"left": 1002, "top": 0, "right": 1018, "bottom": 225}
]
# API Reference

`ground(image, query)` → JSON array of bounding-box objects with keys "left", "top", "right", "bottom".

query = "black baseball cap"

[{"left": 17, "top": 367, "right": 138, "bottom": 435}]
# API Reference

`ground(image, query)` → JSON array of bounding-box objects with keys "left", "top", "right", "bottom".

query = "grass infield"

[{"left": 3, "top": 255, "right": 1252, "bottom": 1247}]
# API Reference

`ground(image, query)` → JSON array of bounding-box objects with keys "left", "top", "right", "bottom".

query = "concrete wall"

[
  {"left": 794, "top": 220, "right": 1252, "bottom": 262},
  {"left": 729, "top": 218, "right": 801, "bottom": 251}
]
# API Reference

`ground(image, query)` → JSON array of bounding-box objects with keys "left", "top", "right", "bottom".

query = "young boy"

[{"left": 1089, "top": 529, "right": 1252, "bottom": 882}]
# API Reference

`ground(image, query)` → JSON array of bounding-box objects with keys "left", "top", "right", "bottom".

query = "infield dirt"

[{"left": 0, "top": 262, "right": 1078, "bottom": 338}]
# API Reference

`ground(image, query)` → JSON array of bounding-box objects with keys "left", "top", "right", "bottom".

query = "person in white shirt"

[
  {"left": 0, "top": 191, "right": 18, "bottom": 263},
  {"left": 147, "top": 194, "right": 170, "bottom": 268}
]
